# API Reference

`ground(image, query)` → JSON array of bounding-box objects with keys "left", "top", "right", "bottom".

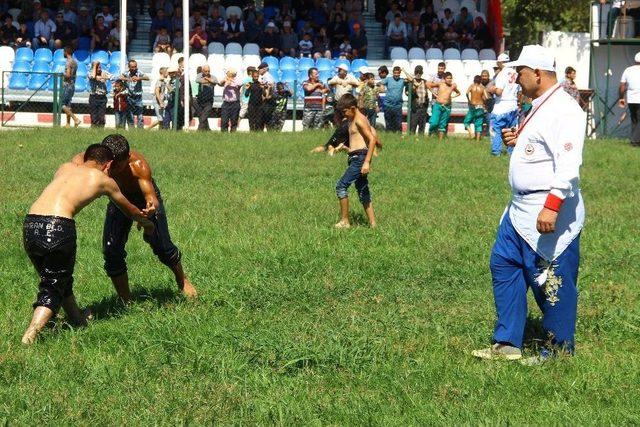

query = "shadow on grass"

[
  {"left": 86, "top": 286, "right": 179, "bottom": 321},
  {"left": 350, "top": 211, "right": 370, "bottom": 227},
  {"left": 523, "top": 314, "right": 547, "bottom": 351}
]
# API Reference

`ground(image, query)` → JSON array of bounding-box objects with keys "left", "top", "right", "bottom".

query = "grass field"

[{"left": 0, "top": 128, "right": 639, "bottom": 424}]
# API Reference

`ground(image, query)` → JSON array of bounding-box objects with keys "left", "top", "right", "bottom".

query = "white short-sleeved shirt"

[
  {"left": 621, "top": 64, "right": 640, "bottom": 104},
  {"left": 492, "top": 67, "right": 519, "bottom": 115},
  {"left": 508, "top": 83, "right": 586, "bottom": 261}
]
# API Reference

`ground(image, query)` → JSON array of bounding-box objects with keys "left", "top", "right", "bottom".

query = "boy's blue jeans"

[{"left": 336, "top": 151, "right": 371, "bottom": 204}]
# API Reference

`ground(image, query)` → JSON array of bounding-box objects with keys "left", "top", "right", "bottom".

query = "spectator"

[
  {"left": 76, "top": 6, "right": 92, "bottom": 37},
  {"left": 153, "top": 26, "right": 171, "bottom": 53},
  {"left": 1, "top": 15, "right": 18, "bottom": 47},
  {"left": 61, "top": 46, "right": 80, "bottom": 128},
  {"left": 443, "top": 25, "right": 460, "bottom": 49},
  {"left": 473, "top": 17, "right": 493, "bottom": 49},
  {"left": 113, "top": 79, "right": 128, "bottom": 129},
  {"left": 309, "top": 1, "right": 328, "bottom": 31},
  {"left": 108, "top": 19, "right": 124, "bottom": 52},
  {"left": 90, "top": 15, "right": 110, "bottom": 51},
  {"left": 150, "top": 9, "right": 172, "bottom": 50},
  {"left": 206, "top": 6, "right": 225, "bottom": 43},
  {"left": 96, "top": 5, "right": 114, "bottom": 29},
  {"left": 33, "top": 10, "right": 56, "bottom": 49},
  {"left": 339, "top": 36, "right": 352, "bottom": 59},
  {"left": 149, "top": 67, "right": 168, "bottom": 130},
  {"left": 257, "top": 62, "right": 276, "bottom": 127},
  {"left": 53, "top": 11, "right": 77, "bottom": 50},
  {"left": 344, "top": 0, "right": 363, "bottom": 16},
  {"left": 219, "top": 68, "right": 242, "bottom": 132},
  {"left": 59, "top": 0, "right": 77, "bottom": 25},
  {"left": 224, "top": 10, "right": 245, "bottom": 45},
  {"left": 171, "top": 6, "right": 184, "bottom": 35},
  {"left": 329, "top": 63, "right": 359, "bottom": 101},
  {"left": 384, "top": 2, "right": 402, "bottom": 30},
  {"left": 386, "top": 13, "right": 408, "bottom": 54},
  {"left": 455, "top": 7, "right": 474, "bottom": 33},
  {"left": 239, "top": 65, "right": 256, "bottom": 120},
  {"left": 298, "top": 20, "right": 315, "bottom": 39},
  {"left": 208, "top": 0, "right": 226, "bottom": 21},
  {"left": 440, "top": 8, "right": 455, "bottom": 28},
  {"left": 420, "top": 4, "right": 437, "bottom": 27},
  {"left": 404, "top": 1, "right": 421, "bottom": 27},
  {"left": 299, "top": 32, "right": 313, "bottom": 57},
  {"left": 172, "top": 29, "right": 183, "bottom": 52},
  {"left": 245, "top": 68, "right": 266, "bottom": 131},
  {"left": 244, "top": 10, "right": 263, "bottom": 43},
  {"left": 149, "top": 0, "right": 174, "bottom": 21},
  {"left": 347, "top": 10, "right": 363, "bottom": 36},
  {"left": 189, "top": 9, "right": 206, "bottom": 30},
  {"left": 303, "top": 67, "right": 330, "bottom": 129},
  {"left": 313, "top": 26, "right": 330, "bottom": 57},
  {"left": 189, "top": 23, "right": 207, "bottom": 55},
  {"left": 268, "top": 82, "right": 292, "bottom": 131},
  {"left": 358, "top": 72, "right": 380, "bottom": 126},
  {"left": 14, "top": 20, "right": 32, "bottom": 48},
  {"left": 562, "top": 66, "right": 581, "bottom": 104},
  {"left": 88, "top": 61, "right": 109, "bottom": 128},
  {"left": 162, "top": 66, "right": 180, "bottom": 129},
  {"left": 378, "top": 65, "right": 406, "bottom": 133},
  {"left": 121, "top": 59, "right": 149, "bottom": 129},
  {"left": 194, "top": 64, "right": 216, "bottom": 131},
  {"left": 330, "top": 1, "right": 347, "bottom": 24},
  {"left": 424, "top": 21, "right": 445, "bottom": 49},
  {"left": 30, "top": 0, "right": 44, "bottom": 23},
  {"left": 619, "top": 53, "right": 640, "bottom": 146},
  {"left": 350, "top": 22, "right": 367, "bottom": 58},
  {"left": 280, "top": 21, "right": 298, "bottom": 57},
  {"left": 260, "top": 21, "right": 280, "bottom": 57},
  {"left": 329, "top": 13, "right": 348, "bottom": 50},
  {"left": 377, "top": 65, "right": 389, "bottom": 110},
  {"left": 406, "top": 65, "right": 429, "bottom": 135}
]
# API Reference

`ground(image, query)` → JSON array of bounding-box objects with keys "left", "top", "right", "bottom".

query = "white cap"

[
  {"left": 167, "top": 65, "right": 179, "bottom": 73},
  {"left": 635, "top": 52, "right": 640, "bottom": 63},
  {"left": 358, "top": 66, "right": 368, "bottom": 74},
  {"left": 497, "top": 52, "right": 510, "bottom": 62},
  {"left": 266, "top": 22, "right": 276, "bottom": 28},
  {"left": 504, "top": 44, "right": 556, "bottom": 72},
  {"left": 337, "top": 64, "right": 349, "bottom": 71}
]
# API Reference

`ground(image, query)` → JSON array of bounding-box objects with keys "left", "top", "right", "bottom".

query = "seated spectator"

[
  {"left": 473, "top": 17, "right": 493, "bottom": 49},
  {"left": 30, "top": 0, "right": 44, "bottom": 23},
  {"left": 384, "top": 2, "right": 402, "bottom": 31},
  {"left": 298, "top": 19, "right": 315, "bottom": 39},
  {"left": 223, "top": 10, "right": 245, "bottom": 45},
  {"left": 347, "top": 10, "right": 363, "bottom": 36},
  {"left": 260, "top": 22, "right": 280, "bottom": 57},
  {"left": 330, "top": 1, "right": 347, "bottom": 24},
  {"left": 420, "top": 4, "right": 438, "bottom": 27},
  {"left": 77, "top": 6, "right": 93, "bottom": 37},
  {"left": 339, "top": 36, "right": 352, "bottom": 59},
  {"left": 33, "top": 10, "right": 56, "bottom": 49},
  {"left": 91, "top": 15, "right": 109, "bottom": 51},
  {"left": 443, "top": 25, "right": 460, "bottom": 49},
  {"left": 313, "top": 26, "right": 330, "bottom": 57},
  {"left": 108, "top": 19, "right": 124, "bottom": 52},
  {"left": 299, "top": 32, "right": 313, "bottom": 58},
  {"left": 149, "top": 0, "right": 173, "bottom": 21},
  {"left": 404, "top": 1, "right": 421, "bottom": 27},
  {"left": 386, "top": 13, "right": 408, "bottom": 53},
  {"left": 206, "top": 6, "right": 225, "bottom": 43},
  {"left": 172, "top": 29, "right": 183, "bottom": 52},
  {"left": 344, "top": 0, "right": 363, "bottom": 16},
  {"left": 59, "top": 0, "right": 77, "bottom": 25},
  {"left": 455, "top": 7, "right": 474, "bottom": 33},
  {"left": 425, "top": 21, "right": 445, "bottom": 49},
  {"left": 189, "top": 9, "right": 206, "bottom": 30},
  {"left": 171, "top": 6, "right": 183, "bottom": 34},
  {"left": 1, "top": 14, "right": 18, "bottom": 47},
  {"left": 280, "top": 20, "right": 298, "bottom": 57},
  {"left": 150, "top": 9, "right": 172, "bottom": 50},
  {"left": 440, "top": 8, "right": 455, "bottom": 28},
  {"left": 309, "top": 0, "right": 328, "bottom": 31},
  {"left": 244, "top": 10, "right": 264, "bottom": 43},
  {"left": 14, "top": 20, "right": 32, "bottom": 48},
  {"left": 329, "top": 13, "right": 349, "bottom": 50},
  {"left": 189, "top": 23, "right": 207, "bottom": 55},
  {"left": 53, "top": 11, "right": 77, "bottom": 49},
  {"left": 350, "top": 22, "right": 367, "bottom": 58},
  {"left": 208, "top": 1, "right": 226, "bottom": 21},
  {"left": 154, "top": 26, "right": 172, "bottom": 53},
  {"left": 96, "top": 5, "right": 114, "bottom": 28}
]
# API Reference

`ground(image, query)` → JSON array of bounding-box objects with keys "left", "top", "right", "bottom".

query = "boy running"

[
  {"left": 463, "top": 75, "right": 489, "bottom": 140},
  {"left": 334, "top": 94, "right": 379, "bottom": 229},
  {"left": 427, "top": 72, "right": 460, "bottom": 140},
  {"left": 22, "top": 144, "right": 153, "bottom": 344}
]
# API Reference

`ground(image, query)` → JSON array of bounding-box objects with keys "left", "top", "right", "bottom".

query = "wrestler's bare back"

[{"left": 468, "top": 84, "right": 487, "bottom": 106}]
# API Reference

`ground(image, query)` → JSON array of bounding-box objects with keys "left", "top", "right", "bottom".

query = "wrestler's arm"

[
  {"left": 131, "top": 158, "right": 160, "bottom": 216},
  {"left": 101, "top": 176, "right": 154, "bottom": 233},
  {"left": 358, "top": 116, "right": 376, "bottom": 174}
]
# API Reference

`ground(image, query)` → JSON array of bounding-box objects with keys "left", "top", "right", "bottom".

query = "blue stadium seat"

[
  {"left": 34, "top": 48, "right": 52, "bottom": 63},
  {"left": 262, "top": 55, "right": 279, "bottom": 71},
  {"left": 32, "top": 61, "right": 51, "bottom": 73},
  {"left": 9, "top": 72, "right": 28, "bottom": 89},
  {"left": 318, "top": 70, "right": 333, "bottom": 83},
  {"left": 106, "top": 80, "right": 112, "bottom": 93},
  {"left": 12, "top": 61, "right": 31, "bottom": 73},
  {"left": 316, "top": 57, "right": 333, "bottom": 72},
  {"left": 334, "top": 58, "right": 350, "bottom": 71},
  {"left": 108, "top": 63, "right": 121, "bottom": 76},
  {"left": 280, "top": 69, "right": 298, "bottom": 82},
  {"left": 73, "top": 50, "right": 91, "bottom": 65},
  {"left": 15, "top": 47, "right": 33, "bottom": 63},
  {"left": 28, "top": 73, "right": 50, "bottom": 90},
  {"left": 76, "top": 63, "right": 88, "bottom": 76},
  {"left": 53, "top": 48, "right": 65, "bottom": 63},
  {"left": 91, "top": 50, "right": 109, "bottom": 66},
  {"left": 47, "top": 63, "right": 66, "bottom": 90},
  {"left": 279, "top": 56, "right": 297, "bottom": 71},
  {"left": 298, "top": 57, "right": 314, "bottom": 71},
  {"left": 350, "top": 58, "right": 368, "bottom": 72},
  {"left": 75, "top": 76, "right": 88, "bottom": 92},
  {"left": 109, "top": 51, "right": 125, "bottom": 65},
  {"left": 78, "top": 37, "right": 91, "bottom": 50}
]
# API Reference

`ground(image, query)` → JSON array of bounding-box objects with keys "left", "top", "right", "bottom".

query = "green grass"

[{"left": 0, "top": 128, "right": 639, "bottom": 424}]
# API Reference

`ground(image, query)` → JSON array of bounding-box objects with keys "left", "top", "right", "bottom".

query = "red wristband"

[{"left": 544, "top": 194, "right": 564, "bottom": 212}]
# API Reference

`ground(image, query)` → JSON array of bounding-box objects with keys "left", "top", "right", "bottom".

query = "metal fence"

[{"left": 1, "top": 71, "right": 64, "bottom": 127}]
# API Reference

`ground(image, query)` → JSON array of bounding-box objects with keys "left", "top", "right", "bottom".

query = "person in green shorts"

[
  {"left": 464, "top": 75, "right": 489, "bottom": 140},
  {"left": 428, "top": 72, "right": 461, "bottom": 140}
]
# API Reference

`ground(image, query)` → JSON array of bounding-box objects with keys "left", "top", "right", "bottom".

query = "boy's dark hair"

[
  {"left": 394, "top": 13, "right": 401, "bottom": 19},
  {"left": 101, "top": 134, "right": 130, "bottom": 161},
  {"left": 438, "top": 62, "right": 446, "bottom": 68},
  {"left": 444, "top": 72, "right": 452, "bottom": 78},
  {"left": 414, "top": 65, "right": 423, "bottom": 74},
  {"left": 84, "top": 144, "right": 114, "bottom": 164},
  {"left": 378, "top": 65, "right": 388, "bottom": 73},
  {"left": 473, "top": 75, "right": 481, "bottom": 84},
  {"left": 64, "top": 46, "right": 73, "bottom": 56},
  {"left": 336, "top": 93, "right": 358, "bottom": 111},
  {"left": 308, "top": 67, "right": 318, "bottom": 77},
  {"left": 565, "top": 66, "right": 576, "bottom": 75},
  {"left": 393, "top": 66, "right": 401, "bottom": 72}
]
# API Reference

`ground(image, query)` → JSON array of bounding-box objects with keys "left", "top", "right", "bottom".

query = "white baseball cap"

[
  {"left": 635, "top": 52, "right": 640, "bottom": 63},
  {"left": 497, "top": 52, "right": 510, "bottom": 62},
  {"left": 337, "top": 64, "right": 349, "bottom": 71},
  {"left": 358, "top": 66, "right": 368, "bottom": 74},
  {"left": 504, "top": 44, "right": 556, "bottom": 71}
]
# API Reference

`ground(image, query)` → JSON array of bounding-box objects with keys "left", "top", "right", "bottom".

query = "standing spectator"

[
  {"left": 386, "top": 13, "right": 407, "bottom": 54},
  {"left": 280, "top": 21, "right": 298, "bottom": 57},
  {"left": 299, "top": 32, "right": 314, "bottom": 57},
  {"left": 1, "top": 14, "right": 18, "bottom": 47},
  {"left": 148, "top": 67, "right": 168, "bottom": 130},
  {"left": 88, "top": 61, "right": 109, "bottom": 128},
  {"left": 121, "top": 59, "right": 149, "bottom": 129},
  {"left": 378, "top": 65, "right": 406, "bottom": 132},
  {"left": 258, "top": 61, "right": 276, "bottom": 87},
  {"left": 406, "top": 65, "right": 429, "bottom": 135},
  {"left": 239, "top": 66, "right": 256, "bottom": 120},
  {"left": 268, "top": 82, "right": 292, "bottom": 131},
  {"left": 358, "top": 72, "right": 380, "bottom": 126},
  {"left": 76, "top": 6, "right": 92, "bottom": 38},
  {"left": 481, "top": 69, "right": 494, "bottom": 135},
  {"left": 329, "top": 64, "right": 359, "bottom": 101},
  {"left": 53, "top": 11, "right": 77, "bottom": 49},
  {"left": 245, "top": 68, "right": 266, "bottom": 131},
  {"left": 561, "top": 66, "right": 581, "bottom": 104},
  {"left": 33, "top": 10, "right": 56, "bottom": 49},
  {"left": 487, "top": 53, "right": 520, "bottom": 156},
  {"left": 113, "top": 79, "right": 128, "bottom": 129},
  {"left": 219, "top": 69, "right": 242, "bottom": 132},
  {"left": 258, "top": 62, "right": 276, "bottom": 128},
  {"left": 224, "top": 10, "right": 245, "bottom": 45},
  {"left": 194, "top": 65, "right": 216, "bottom": 131},
  {"left": 350, "top": 22, "right": 367, "bottom": 58},
  {"left": 61, "top": 46, "right": 80, "bottom": 128},
  {"left": 162, "top": 66, "right": 179, "bottom": 129},
  {"left": 303, "top": 67, "right": 329, "bottom": 129},
  {"left": 603, "top": 0, "right": 623, "bottom": 38},
  {"left": 377, "top": 65, "right": 389, "bottom": 111},
  {"left": 90, "top": 15, "right": 110, "bottom": 51},
  {"left": 260, "top": 22, "right": 281, "bottom": 57},
  {"left": 189, "top": 23, "right": 207, "bottom": 55},
  {"left": 619, "top": 52, "right": 640, "bottom": 147}
]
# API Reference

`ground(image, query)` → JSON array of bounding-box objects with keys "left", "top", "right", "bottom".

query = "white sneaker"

[{"left": 472, "top": 343, "right": 522, "bottom": 361}]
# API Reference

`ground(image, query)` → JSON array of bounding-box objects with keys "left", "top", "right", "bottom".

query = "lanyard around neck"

[{"left": 516, "top": 85, "right": 562, "bottom": 137}]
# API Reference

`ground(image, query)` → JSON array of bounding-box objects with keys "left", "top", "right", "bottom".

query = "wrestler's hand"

[
  {"left": 502, "top": 127, "right": 518, "bottom": 147},
  {"left": 143, "top": 200, "right": 157, "bottom": 217},
  {"left": 311, "top": 145, "right": 326, "bottom": 153},
  {"left": 537, "top": 208, "right": 558, "bottom": 234},
  {"left": 361, "top": 161, "right": 370, "bottom": 175}
]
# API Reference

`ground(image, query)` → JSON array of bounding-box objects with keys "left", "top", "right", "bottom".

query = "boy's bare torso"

[
  {"left": 348, "top": 113, "right": 369, "bottom": 152},
  {"left": 468, "top": 84, "right": 486, "bottom": 106},
  {"left": 436, "top": 82, "right": 457, "bottom": 105}
]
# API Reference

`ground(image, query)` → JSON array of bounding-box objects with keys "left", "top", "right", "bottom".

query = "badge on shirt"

[{"left": 525, "top": 143, "right": 535, "bottom": 155}]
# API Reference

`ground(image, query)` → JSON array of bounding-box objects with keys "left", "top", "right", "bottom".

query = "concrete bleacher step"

[{"left": 362, "top": 12, "right": 385, "bottom": 60}]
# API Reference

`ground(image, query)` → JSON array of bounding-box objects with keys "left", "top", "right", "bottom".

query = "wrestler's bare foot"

[
  {"left": 334, "top": 220, "right": 351, "bottom": 229},
  {"left": 179, "top": 277, "right": 198, "bottom": 298},
  {"left": 21, "top": 306, "right": 54, "bottom": 345}
]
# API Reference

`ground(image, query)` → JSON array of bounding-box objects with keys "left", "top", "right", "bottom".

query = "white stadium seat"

[
  {"left": 461, "top": 48, "right": 479, "bottom": 61},
  {"left": 170, "top": 52, "right": 184, "bottom": 67},
  {"left": 243, "top": 43, "right": 260, "bottom": 56},
  {"left": 224, "top": 54, "right": 244, "bottom": 74},
  {"left": 479, "top": 49, "right": 497, "bottom": 61},
  {"left": 208, "top": 42, "right": 225, "bottom": 55},
  {"left": 392, "top": 59, "right": 410, "bottom": 72},
  {"left": 390, "top": 47, "right": 408, "bottom": 60},
  {"left": 152, "top": 52, "right": 171, "bottom": 69},
  {"left": 443, "top": 48, "right": 461, "bottom": 61},
  {"left": 188, "top": 53, "right": 208, "bottom": 81},
  {"left": 481, "top": 60, "right": 497, "bottom": 71},
  {"left": 445, "top": 59, "right": 465, "bottom": 80},
  {"left": 208, "top": 55, "right": 226, "bottom": 81},
  {"left": 225, "top": 42, "right": 243, "bottom": 55},
  {"left": 463, "top": 60, "right": 482, "bottom": 77},
  {"left": 243, "top": 54, "right": 261, "bottom": 68},
  {"left": 426, "top": 48, "right": 443, "bottom": 61},
  {"left": 409, "top": 59, "right": 428, "bottom": 74},
  {"left": 0, "top": 46, "right": 15, "bottom": 65},
  {"left": 408, "top": 47, "right": 426, "bottom": 60},
  {"left": 426, "top": 60, "right": 441, "bottom": 76}
]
